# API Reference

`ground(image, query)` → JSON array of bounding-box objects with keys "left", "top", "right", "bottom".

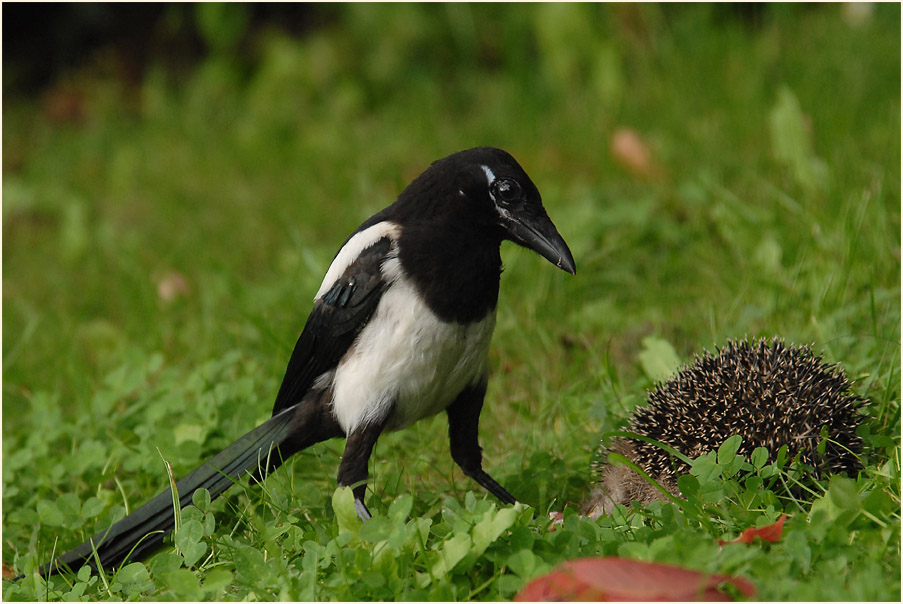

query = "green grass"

[{"left": 3, "top": 4, "right": 900, "bottom": 601}]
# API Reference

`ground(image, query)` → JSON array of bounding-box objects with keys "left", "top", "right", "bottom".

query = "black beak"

[{"left": 504, "top": 211, "right": 577, "bottom": 275}]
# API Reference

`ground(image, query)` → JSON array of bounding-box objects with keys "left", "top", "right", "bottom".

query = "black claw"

[{"left": 472, "top": 469, "right": 517, "bottom": 505}]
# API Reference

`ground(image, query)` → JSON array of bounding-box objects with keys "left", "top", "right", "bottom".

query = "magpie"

[{"left": 27, "top": 147, "right": 576, "bottom": 579}]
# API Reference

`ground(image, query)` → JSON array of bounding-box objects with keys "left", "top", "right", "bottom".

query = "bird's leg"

[
  {"left": 337, "top": 417, "right": 387, "bottom": 521},
  {"left": 446, "top": 382, "right": 517, "bottom": 505}
]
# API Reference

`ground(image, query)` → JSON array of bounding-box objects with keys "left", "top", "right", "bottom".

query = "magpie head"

[{"left": 404, "top": 147, "right": 577, "bottom": 275}]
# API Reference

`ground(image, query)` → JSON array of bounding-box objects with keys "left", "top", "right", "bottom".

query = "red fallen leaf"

[
  {"left": 515, "top": 556, "right": 756, "bottom": 601},
  {"left": 718, "top": 514, "right": 787, "bottom": 546}
]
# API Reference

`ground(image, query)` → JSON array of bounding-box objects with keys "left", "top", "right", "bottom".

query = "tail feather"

[{"left": 35, "top": 407, "right": 299, "bottom": 578}]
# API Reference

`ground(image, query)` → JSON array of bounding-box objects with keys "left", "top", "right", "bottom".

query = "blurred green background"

[
  {"left": 4, "top": 2, "right": 898, "bottom": 408},
  {"left": 2, "top": 3, "right": 900, "bottom": 599}
]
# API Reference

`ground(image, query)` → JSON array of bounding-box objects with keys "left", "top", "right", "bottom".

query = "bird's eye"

[{"left": 493, "top": 179, "right": 522, "bottom": 203}]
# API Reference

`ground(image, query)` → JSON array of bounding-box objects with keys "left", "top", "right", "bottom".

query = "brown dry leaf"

[
  {"left": 156, "top": 270, "right": 191, "bottom": 303},
  {"left": 610, "top": 127, "right": 660, "bottom": 179},
  {"left": 42, "top": 85, "right": 86, "bottom": 124},
  {"left": 2, "top": 562, "right": 18, "bottom": 581},
  {"left": 547, "top": 511, "right": 565, "bottom": 531}
]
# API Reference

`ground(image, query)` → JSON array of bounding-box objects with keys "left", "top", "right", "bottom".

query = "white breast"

[{"left": 328, "top": 254, "right": 496, "bottom": 434}]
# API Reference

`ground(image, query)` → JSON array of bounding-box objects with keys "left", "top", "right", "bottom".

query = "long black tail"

[{"left": 32, "top": 406, "right": 300, "bottom": 579}]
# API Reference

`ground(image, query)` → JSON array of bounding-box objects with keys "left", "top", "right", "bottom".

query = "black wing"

[{"left": 271, "top": 236, "right": 393, "bottom": 417}]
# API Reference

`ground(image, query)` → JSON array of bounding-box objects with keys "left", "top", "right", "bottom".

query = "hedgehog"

[{"left": 585, "top": 338, "right": 866, "bottom": 518}]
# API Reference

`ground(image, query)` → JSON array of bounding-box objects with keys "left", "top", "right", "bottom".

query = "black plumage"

[{"left": 27, "top": 147, "right": 575, "bottom": 578}]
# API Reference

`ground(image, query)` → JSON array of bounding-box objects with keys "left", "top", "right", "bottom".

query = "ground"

[{"left": 2, "top": 4, "right": 900, "bottom": 600}]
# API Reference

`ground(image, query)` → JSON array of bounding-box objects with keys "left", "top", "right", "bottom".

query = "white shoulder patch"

[{"left": 315, "top": 221, "right": 401, "bottom": 301}]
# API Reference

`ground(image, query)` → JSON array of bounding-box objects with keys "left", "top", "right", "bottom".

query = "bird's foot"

[{"left": 354, "top": 498, "right": 372, "bottom": 521}]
